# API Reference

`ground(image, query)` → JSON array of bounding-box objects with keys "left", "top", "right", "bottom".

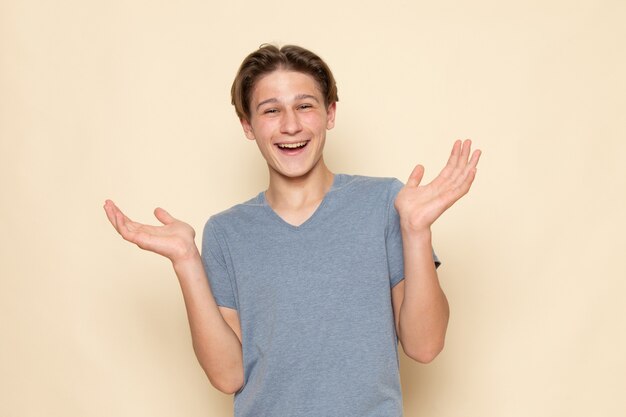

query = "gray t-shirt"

[{"left": 201, "top": 174, "right": 439, "bottom": 417}]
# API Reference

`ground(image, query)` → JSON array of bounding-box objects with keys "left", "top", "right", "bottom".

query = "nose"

[{"left": 280, "top": 109, "right": 302, "bottom": 135}]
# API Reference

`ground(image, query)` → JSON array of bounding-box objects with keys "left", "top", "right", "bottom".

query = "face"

[{"left": 241, "top": 69, "right": 336, "bottom": 180}]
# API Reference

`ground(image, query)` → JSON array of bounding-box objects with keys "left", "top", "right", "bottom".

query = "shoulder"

[
  {"left": 332, "top": 174, "right": 403, "bottom": 200},
  {"left": 203, "top": 193, "right": 265, "bottom": 235}
]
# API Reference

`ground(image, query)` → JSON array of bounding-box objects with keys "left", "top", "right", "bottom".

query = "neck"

[{"left": 265, "top": 159, "right": 334, "bottom": 223}]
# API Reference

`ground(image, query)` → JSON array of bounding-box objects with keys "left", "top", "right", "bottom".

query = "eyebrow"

[{"left": 256, "top": 94, "right": 320, "bottom": 111}]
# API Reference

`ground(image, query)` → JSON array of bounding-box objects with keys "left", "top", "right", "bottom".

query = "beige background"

[{"left": 2, "top": 0, "right": 625, "bottom": 416}]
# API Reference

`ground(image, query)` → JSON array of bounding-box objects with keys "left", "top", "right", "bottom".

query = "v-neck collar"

[{"left": 258, "top": 174, "right": 339, "bottom": 231}]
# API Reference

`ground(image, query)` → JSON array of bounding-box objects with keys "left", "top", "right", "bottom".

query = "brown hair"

[{"left": 231, "top": 44, "right": 339, "bottom": 121}]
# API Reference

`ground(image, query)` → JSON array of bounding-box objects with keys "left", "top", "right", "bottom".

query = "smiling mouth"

[{"left": 276, "top": 141, "right": 308, "bottom": 150}]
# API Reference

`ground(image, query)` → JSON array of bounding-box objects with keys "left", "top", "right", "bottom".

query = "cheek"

[{"left": 301, "top": 113, "right": 326, "bottom": 129}]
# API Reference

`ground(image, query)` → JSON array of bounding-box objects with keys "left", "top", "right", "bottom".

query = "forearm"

[
  {"left": 172, "top": 252, "right": 244, "bottom": 394},
  {"left": 397, "top": 228, "right": 449, "bottom": 363}
]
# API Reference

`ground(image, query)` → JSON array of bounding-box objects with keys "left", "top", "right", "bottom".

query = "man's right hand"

[
  {"left": 103, "top": 199, "right": 244, "bottom": 394},
  {"left": 103, "top": 200, "right": 199, "bottom": 265}
]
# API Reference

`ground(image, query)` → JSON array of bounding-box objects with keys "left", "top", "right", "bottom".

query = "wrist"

[
  {"left": 172, "top": 247, "right": 202, "bottom": 272},
  {"left": 400, "top": 224, "right": 433, "bottom": 244}
]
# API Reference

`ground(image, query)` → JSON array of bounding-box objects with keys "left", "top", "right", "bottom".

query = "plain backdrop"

[{"left": 1, "top": 0, "right": 625, "bottom": 416}]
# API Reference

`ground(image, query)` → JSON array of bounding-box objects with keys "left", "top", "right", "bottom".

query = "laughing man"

[{"left": 104, "top": 44, "right": 481, "bottom": 417}]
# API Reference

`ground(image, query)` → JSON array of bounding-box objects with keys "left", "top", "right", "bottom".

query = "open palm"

[
  {"left": 103, "top": 200, "right": 198, "bottom": 263},
  {"left": 395, "top": 140, "right": 481, "bottom": 233}
]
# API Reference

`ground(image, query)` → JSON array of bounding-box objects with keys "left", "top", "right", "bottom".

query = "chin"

[
  {"left": 277, "top": 169, "right": 312, "bottom": 179},
  {"left": 269, "top": 155, "right": 326, "bottom": 180}
]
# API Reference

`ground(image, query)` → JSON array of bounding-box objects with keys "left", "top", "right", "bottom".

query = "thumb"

[
  {"left": 154, "top": 207, "right": 176, "bottom": 225},
  {"left": 406, "top": 165, "right": 425, "bottom": 187}
]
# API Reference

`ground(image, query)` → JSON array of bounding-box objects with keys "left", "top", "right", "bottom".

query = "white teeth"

[{"left": 277, "top": 141, "right": 307, "bottom": 149}]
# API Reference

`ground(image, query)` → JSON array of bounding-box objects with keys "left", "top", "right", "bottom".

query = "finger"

[
  {"left": 104, "top": 200, "right": 127, "bottom": 231},
  {"left": 459, "top": 139, "right": 472, "bottom": 167},
  {"left": 450, "top": 149, "right": 481, "bottom": 191},
  {"left": 457, "top": 167, "right": 478, "bottom": 197},
  {"left": 469, "top": 148, "right": 482, "bottom": 168},
  {"left": 450, "top": 139, "right": 471, "bottom": 175},
  {"left": 439, "top": 140, "right": 462, "bottom": 179},
  {"left": 114, "top": 209, "right": 132, "bottom": 238},
  {"left": 454, "top": 148, "right": 482, "bottom": 184},
  {"left": 154, "top": 207, "right": 176, "bottom": 225},
  {"left": 447, "top": 140, "right": 476, "bottom": 184},
  {"left": 406, "top": 165, "right": 425, "bottom": 187},
  {"left": 456, "top": 153, "right": 481, "bottom": 192},
  {"left": 103, "top": 200, "right": 118, "bottom": 228}
]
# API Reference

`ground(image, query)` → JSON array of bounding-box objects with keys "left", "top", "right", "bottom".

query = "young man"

[{"left": 104, "top": 44, "right": 480, "bottom": 416}]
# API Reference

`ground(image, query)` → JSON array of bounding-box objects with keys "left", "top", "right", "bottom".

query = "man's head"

[{"left": 231, "top": 44, "right": 339, "bottom": 122}]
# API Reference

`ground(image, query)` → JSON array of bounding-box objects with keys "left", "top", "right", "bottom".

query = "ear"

[
  {"left": 240, "top": 118, "right": 255, "bottom": 140},
  {"left": 326, "top": 102, "right": 337, "bottom": 130}
]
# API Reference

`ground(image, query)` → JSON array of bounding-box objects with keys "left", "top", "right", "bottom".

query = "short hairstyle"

[{"left": 231, "top": 44, "right": 339, "bottom": 121}]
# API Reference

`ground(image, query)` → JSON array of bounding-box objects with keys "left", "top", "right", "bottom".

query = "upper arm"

[
  {"left": 391, "top": 280, "right": 405, "bottom": 336},
  {"left": 219, "top": 306, "right": 242, "bottom": 344}
]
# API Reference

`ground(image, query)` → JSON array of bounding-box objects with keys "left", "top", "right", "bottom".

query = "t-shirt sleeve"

[
  {"left": 201, "top": 218, "right": 238, "bottom": 309},
  {"left": 385, "top": 179, "right": 441, "bottom": 288}
]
